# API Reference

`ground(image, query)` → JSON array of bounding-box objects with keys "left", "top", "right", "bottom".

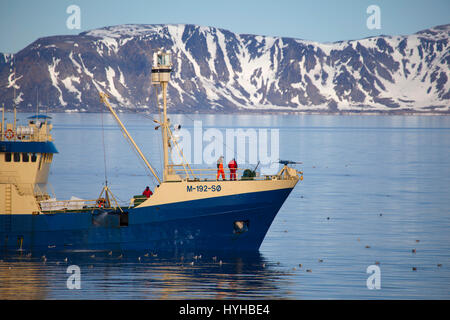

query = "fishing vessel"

[{"left": 0, "top": 50, "right": 303, "bottom": 252}]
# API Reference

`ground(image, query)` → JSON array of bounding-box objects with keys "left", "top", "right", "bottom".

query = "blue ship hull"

[{"left": 0, "top": 188, "right": 293, "bottom": 253}]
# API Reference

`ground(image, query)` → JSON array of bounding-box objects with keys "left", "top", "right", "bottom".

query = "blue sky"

[{"left": 1, "top": 0, "right": 449, "bottom": 53}]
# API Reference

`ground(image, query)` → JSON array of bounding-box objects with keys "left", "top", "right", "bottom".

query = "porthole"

[{"left": 233, "top": 220, "right": 249, "bottom": 234}]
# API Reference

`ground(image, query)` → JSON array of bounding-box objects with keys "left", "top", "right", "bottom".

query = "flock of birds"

[
  {"left": 2, "top": 238, "right": 441, "bottom": 274},
  {"left": 12, "top": 251, "right": 226, "bottom": 269},
  {"left": 0, "top": 226, "right": 445, "bottom": 273},
  {"left": 0, "top": 205, "right": 445, "bottom": 274}
]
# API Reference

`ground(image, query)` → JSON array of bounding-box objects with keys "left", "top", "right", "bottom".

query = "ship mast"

[
  {"left": 100, "top": 50, "right": 178, "bottom": 184},
  {"left": 151, "top": 50, "right": 172, "bottom": 182}
]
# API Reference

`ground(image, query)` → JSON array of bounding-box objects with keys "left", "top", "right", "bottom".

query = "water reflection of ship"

[
  {"left": 146, "top": 252, "right": 283, "bottom": 300},
  {"left": 0, "top": 251, "right": 286, "bottom": 299},
  {"left": 0, "top": 50, "right": 303, "bottom": 252},
  {"left": 0, "top": 258, "right": 49, "bottom": 299}
]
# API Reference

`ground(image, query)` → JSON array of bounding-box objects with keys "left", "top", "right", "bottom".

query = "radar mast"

[{"left": 152, "top": 50, "right": 173, "bottom": 182}]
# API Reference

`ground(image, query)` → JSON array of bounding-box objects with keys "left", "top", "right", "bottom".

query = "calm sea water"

[{"left": 1, "top": 113, "right": 449, "bottom": 299}]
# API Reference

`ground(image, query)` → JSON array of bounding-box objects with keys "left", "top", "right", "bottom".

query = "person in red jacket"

[
  {"left": 228, "top": 158, "right": 238, "bottom": 181},
  {"left": 142, "top": 186, "right": 153, "bottom": 198}
]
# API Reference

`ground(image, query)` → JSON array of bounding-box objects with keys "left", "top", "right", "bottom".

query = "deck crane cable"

[
  {"left": 120, "top": 124, "right": 160, "bottom": 186},
  {"left": 100, "top": 102, "right": 124, "bottom": 210},
  {"left": 97, "top": 93, "right": 159, "bottom": 208},
  {"left": 99, "top": 92, "right": 161, "bottom": 186}
]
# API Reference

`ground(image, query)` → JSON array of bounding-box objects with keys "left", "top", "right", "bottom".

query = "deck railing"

[
  {"left": 1, "top": 123, "right": 51, "bottom": 142},
  {"left": 169, "top": 165, "right": 278, "bottom": 181},
  {"left": 39, "top": 198, "right": 99, "bottom": 212}
]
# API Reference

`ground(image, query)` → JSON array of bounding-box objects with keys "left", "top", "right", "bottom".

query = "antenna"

[
  {"left": 36, "top": 88, "right": 39, "bottom": 117},
  {"left": 13, "top": 56, "right": 17, "bottom": 130},
  {"left": 13, "top": 56, "right": 16, "bottom": 109},
  {"left": 1, "top": 103, "right": 4, "bottom": 141}
]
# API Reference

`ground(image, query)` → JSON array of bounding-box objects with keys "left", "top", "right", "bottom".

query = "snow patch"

[
  {"left": 48, "top": 58, "right": 67, "bottom": 106},
  {"left": 105, "top": 66, "right": 126, "bottom": 105},
  {"left": 61, "top": 76, "right": 82, "bottom": 102}
]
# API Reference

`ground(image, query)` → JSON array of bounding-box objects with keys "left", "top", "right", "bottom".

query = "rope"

[
  {"left": 99, "top": 91, "right": 161, "bottom": 188},
  {"left": 125, "top": 134, "right": 159, "bottom": 186}
]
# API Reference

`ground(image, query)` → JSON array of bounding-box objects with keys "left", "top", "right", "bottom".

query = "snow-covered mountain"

[{"left": 0, "top": 24, "right": 449, "bottom": 113}]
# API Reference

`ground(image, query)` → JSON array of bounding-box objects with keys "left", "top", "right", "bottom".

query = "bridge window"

[
  {"left": 13, "top": 153, "right": 20, "bottom": 162},
  {"left": 31, "top": 153, "right": 37, "bottom": 162},
  {"left": 22, "top": 153, "right": 29, "bottom": 162},
  {"left": 5, "top": 152, "right": 12, "bottom": 162}
]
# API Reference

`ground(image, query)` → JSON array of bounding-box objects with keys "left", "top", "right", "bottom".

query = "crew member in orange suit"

[
  {"left": 216, "top": 156, "right": 225, "bottom": 180},
  {"left": 228, "top": 158, "right": 237, "bottom": 181}
]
